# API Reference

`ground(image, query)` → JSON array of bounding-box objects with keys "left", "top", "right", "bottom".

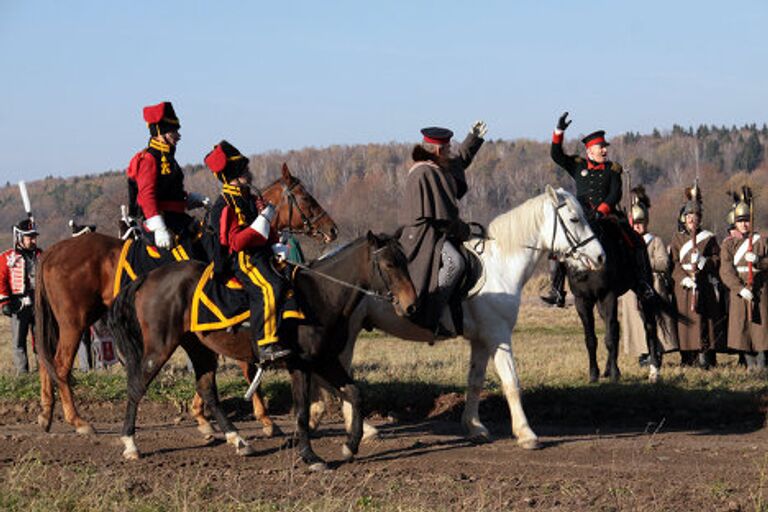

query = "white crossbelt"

[
  {"left": 733, "top": 234, "right": 761, "bottom": 274},
  {"left": 679, "top": 230, "right": 713, "bottom": 265}
]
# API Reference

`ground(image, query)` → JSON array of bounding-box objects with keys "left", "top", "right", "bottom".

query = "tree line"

[{"left": 1, "top": 123, "right": 766, "bottom": 254}]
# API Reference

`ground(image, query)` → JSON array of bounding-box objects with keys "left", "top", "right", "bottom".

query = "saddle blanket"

[
  {"left": 113, "top": 238, "right": 192, "bottom": 297},
  {"left": 190, "top": 262, "right": 305, "bottom": 332}
]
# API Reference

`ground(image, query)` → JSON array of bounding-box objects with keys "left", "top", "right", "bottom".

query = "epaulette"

[{"left": 610, "top": 162, "right": 623, "bottom": 173}]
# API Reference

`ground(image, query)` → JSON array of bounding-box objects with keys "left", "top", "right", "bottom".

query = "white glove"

[
  {"left": 745, "top": 251, "right": 758, "bottom": 263},
  {"left": 20, "top": 296, "right": 32, "bottom": 308},
  {"left": 470, "top": 120, "right": 488, "bottom": 138},
  {"left": 681, "top": 276, "right": 696, "bottom": 289},
  {"left": 689, "top": 250, "right": 699, "bottom": 264},
  {"left": 249, "top": 215, "right": 271, "bottom": 239},
  {"left": 187, "top": 192, "right": 210, "bottom": 210},
  {"left": 696, "top": 256, "right": 707, "bottom": 271},
  {"left": 260, "top": 204, "right": 276, "bottom": 223},
  {"left": 271, "top": 243, "right": 289, "bottom": 262},
  {"left": 739, "top": 287, "right": 754, "bottom": 301},
  {"left": 145, "top": 215, "right": 172, "bottom": 249}
]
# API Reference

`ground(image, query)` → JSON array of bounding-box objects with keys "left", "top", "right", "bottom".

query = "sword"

[{"left": 243, "top": 365, "right": 265, "bottom": 400}]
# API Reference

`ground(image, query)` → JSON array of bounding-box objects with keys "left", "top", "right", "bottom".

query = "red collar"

[{"left": 587, "top": 159, "right": 605, "bottom": 170}]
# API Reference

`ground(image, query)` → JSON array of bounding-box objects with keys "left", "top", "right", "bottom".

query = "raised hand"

[{"left": 557, "top": 112, "right": 571, "bottom": 131}]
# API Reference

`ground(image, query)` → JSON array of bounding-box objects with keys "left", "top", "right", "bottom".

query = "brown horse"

[
  {"left": 107, "top": 233, "right": 417, "bottom": 468},
  {"left": 35, "top": 164, "right": 337, "bottom": 435}
]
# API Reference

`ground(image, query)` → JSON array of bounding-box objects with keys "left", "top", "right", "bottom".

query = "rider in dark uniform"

[
  {"left": 541, "top": 112, "right": 653, "bottom": 306},
  {"left": 204, "top": 140, "right": 298, "bottom": 363},
  {"left": 126, "top": 101, "right": 208, "bottom": 258}
]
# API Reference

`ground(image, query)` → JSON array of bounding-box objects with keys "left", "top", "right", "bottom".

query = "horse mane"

[{"left": 488, "top": 188, "right": 581, "bottom": 257}]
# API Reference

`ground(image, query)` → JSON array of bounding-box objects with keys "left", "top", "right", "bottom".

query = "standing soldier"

[
  {"left": 0, "top": 219, "right": 42, "bottom": 374},
  {"left": 619, "top": 188, "right": 679, "bottom": 365},
  {"left": 399, "top": 121, "right": 487, "bottom": 338},
  {"left": 719, "top": 189, "right": 768, "bottom": 370},
  {"left": 542, "top": 112, "right": 654, "bottom": 306},
  {"left": 670, "top": 186, "right": 724, "bottom": 368},
  {"left": 126, "top": 101, "right": 208, "bottom": 257}
]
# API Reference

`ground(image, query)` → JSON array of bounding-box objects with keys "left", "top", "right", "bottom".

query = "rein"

[
  {"left": 290, "top": 245, "right": 395, "bottom": 303},
  {"left": 281, "top": 180, "right": 331, "bottom": 238}
]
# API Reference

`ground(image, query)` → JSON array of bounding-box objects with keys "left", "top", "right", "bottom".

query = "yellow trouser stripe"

[{"left": 239, "top": 252, "right": 278, "bottom": 345}]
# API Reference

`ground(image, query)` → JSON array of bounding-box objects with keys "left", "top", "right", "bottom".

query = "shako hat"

[
  {"left": 143, "top": 101, "right": 180, "bottom": 137},
  {"left": 421, "top": 127, "right": 453, "bottom": 145},
  {"left": 204, "top": 140, "right": 249, "bottom": 183},
  {"left": 13, "top": 218, "right": 38, "bottom": 240},
  {"left": 581, "top": 130, "right": 610, "bottom": 148}
]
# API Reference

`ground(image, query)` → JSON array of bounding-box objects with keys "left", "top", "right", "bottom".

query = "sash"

[
  {"left": 734, "top": 234, "right": 761, "bottom": 274},
  {"left": 679, "top": 230, "right": 713, "bottom": 263}
]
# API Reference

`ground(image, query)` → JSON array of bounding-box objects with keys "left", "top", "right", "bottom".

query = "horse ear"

[
  {"left": 281, "top": 163, "right": 292, "bottom": 182},
  {"left": 366, "top": 230, "right": 378, "bottom": 245},
  {"left": 545, "top": 184, "right": 558, "bottom": 203}
]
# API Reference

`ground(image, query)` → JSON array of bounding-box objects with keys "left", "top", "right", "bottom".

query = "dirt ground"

[{"left": 1, "top": 398, "right": 766, "bottom": 511}]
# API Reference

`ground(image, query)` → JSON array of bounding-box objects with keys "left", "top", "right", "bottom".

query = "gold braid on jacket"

[{"left": 221, "top": 184, "right": 258, "bottom": 226}]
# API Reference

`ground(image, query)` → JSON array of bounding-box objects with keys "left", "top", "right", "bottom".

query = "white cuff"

[
  {"left": 260, "top": 204, "right": 276, "bottom": 223},
  {"left": 554, "top": 129, "right": 564, "bottom": 135},
  {"left": 697, "top": 257, "right": 707, "bottom": 271},
  {"left": 250, "top": 215, "right": 271, "bottom": 239},
  {"left": 145, "top": 215, "right": 166, "bottom": 232}
]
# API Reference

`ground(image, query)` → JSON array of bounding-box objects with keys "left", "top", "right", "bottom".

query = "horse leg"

[
  {"left": 289, "top": 363, "right": 327, "bottom": 471},
  {"left": 36, "top": 363, "right": 55, "bottom": 432},
  {"left": 54, "top": 324, "right": 94, "bottom": 434},
  {"left": 598, "top": 294, "right": 621, "bottom": 381},
  {"left": 189, "top": 392, "right": 215, "bottom": 439},
  {"left": 240, "top": 361, "right": 281, "bottom": 438},
  {"left": 461, "top": 337, "right": 492, "bottom": 443},
  {"left": 491, "top": 338, "right": 540, "bottom": 449},
  {"left": 313, "top": 358, "right": 362, "bottom": 462},
  {"left": 575, "top": 297, "right": 600, "bottom": 383},
  {"left": 186, "top": 341, "right": 254, "bottom": 457}
]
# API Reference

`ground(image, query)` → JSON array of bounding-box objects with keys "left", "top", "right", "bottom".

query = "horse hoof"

[
  {"left": 468, "top": 432, "right": 492, "bottom": 445},
  {"left": 308, "top": 461, "right": 329, "bottom": 472},
  {"left": 236, "top": 442, "right": 255, "bottom": 456},
  {"left": 341, "top": 444, "right": 355, "bottom": 461},
  {"left": 518, "top": 438, "right": 542, "bottom": 450},
  {"left": 123, "top": 449, "right": 140, "bottom": 460},
  {"left": 37, "top": 414, "right": 51, "bottom": 432},
  {"left": 197, "top": 423, "right": 216, "bottom": 437},
  {"left": 263, "top": 423, "right": 283, "bottom": 438},
  {"left": 76, "top": 424, "right": 96, "bottom": 435}
]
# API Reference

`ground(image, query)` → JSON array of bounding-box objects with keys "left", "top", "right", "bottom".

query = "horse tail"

[
  {"left": 107, "top": 275, "right": 147, "bottom": 400},
  {"left": 35, "top": 262, "right": 60, "bottom": 386}
]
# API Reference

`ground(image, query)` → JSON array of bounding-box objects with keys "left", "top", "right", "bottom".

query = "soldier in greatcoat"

[
  {"left": 620, "top": 188, "right": 679, "bottom": 364},
  {"left": 399, "top": 121, "right": 487, "bottom": 337},
  {"left": 670, "top": 187, "right": 725, "bottom": 367},
  {"left": 719, "top": 191, "right": 768, "bottom": 370}
]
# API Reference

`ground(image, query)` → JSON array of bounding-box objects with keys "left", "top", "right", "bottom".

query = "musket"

[
  {"left": 689, "top": 179, "right": 700, "bottom": 313},
  {"left": 745, "top": 186, "right": 755, "bottom": 323}
]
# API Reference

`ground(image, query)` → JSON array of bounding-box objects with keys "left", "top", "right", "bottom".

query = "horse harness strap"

[
  {"left": 282, "top": 181, "right": 330, "bottom": 236},
  {"left": 551, "top": 201, "right": 596, "bottom": 259}
]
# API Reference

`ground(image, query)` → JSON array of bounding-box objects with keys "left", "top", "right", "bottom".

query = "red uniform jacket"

[
  {"left": 0, "top": 247, "right": 42, "bottom": 305},
  {"left": 127, "top": 139, "right": 187, "bottom": 219}
]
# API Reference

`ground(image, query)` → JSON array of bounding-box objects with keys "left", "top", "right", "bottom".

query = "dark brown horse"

[
  {"left": 107, "top": 233, "right": 417, "bottom": 469},
  {"left": 35, "top": 164, "right": 337, "bottom": 435}
]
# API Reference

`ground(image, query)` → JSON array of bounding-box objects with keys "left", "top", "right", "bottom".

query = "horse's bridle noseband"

[
  {"left": 281, "top": 180, "right": 332, "bottom": 239},
  {"left": 547, "top": 200, "right": 597, "bottom": 262}
]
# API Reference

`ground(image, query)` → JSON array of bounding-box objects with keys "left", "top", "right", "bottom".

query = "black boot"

[
  {"left": 638, "top": 354, "right": 650, "bottom": 367},
  {"left": 540, "top": 261, "right": 566, "bottom": 308}
]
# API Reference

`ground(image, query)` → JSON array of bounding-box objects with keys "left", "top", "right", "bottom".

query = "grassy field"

[{"left": 0, "top": 293, "right": 765, "bottom": 428}]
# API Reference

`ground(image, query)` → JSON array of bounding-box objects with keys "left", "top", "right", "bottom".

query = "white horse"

[{"left": 310, "top": 185, "right": 605, "bottom": 450}]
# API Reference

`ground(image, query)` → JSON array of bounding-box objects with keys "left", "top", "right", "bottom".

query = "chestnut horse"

[
  {"left": 35, "top": 164, "right": 337, "bottom": 434},
  {"left": 107, "top": 232, "right": 417, "bottom": 469}
]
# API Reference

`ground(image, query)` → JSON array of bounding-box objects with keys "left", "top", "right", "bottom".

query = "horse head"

[
  {"left": 544, "top": 185, "right": 605, "bottom": 273},
  {"left": 366, "top": 231, "right": 417, "bottom": 317},
  {"left": 261, "top": 164, "right": 338, "bottom": 244}
]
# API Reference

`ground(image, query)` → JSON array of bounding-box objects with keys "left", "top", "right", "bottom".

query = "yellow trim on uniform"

[
  {"left": 149, "top": 138, "right": 171, "bottom": 152},
  {"left": 226, "top": 278, "right": 244, "bottom": 289},
  {"left": 113, "top": 239, "right": 137, "bottom": 298},
  {"left": 238, "top": 252, "right": 278, "bottom": 346},
  {"left": 190, "top": 263, "right": 250, "bottom": 331},
  {"left": 222, "top": 184, "right": 242, "bottom": 196},
  {"left": 171, "top": 245, "right": 190, "bottom": 261},
  {"left": 146, "top": 245, "right": 161, "bottom": 259},
  {"left": 283, "top": 310, "right": 306, "bottom": 320}
]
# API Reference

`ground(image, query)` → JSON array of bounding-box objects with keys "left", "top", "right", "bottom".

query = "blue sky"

[{"left": 1, "top": 0, "right": 766, "bottom": 182}]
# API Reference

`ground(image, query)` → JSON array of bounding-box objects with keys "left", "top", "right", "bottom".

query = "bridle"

[
  {"left": 525, "top": 198, "right": 597, "bottom": 263},
  {"left": 278, "top": 179, "right": 333, "bottom": 239}
]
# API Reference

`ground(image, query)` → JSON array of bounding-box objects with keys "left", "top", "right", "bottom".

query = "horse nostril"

[
  {"left": 597, "top": 255, "right": 604, "bottom": 265},
  {"left": 330, "top": 227, "right": 338, "bottom": 237},
  {"left": 406, "top": 304, "right": 416, "bottom": 316}
]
